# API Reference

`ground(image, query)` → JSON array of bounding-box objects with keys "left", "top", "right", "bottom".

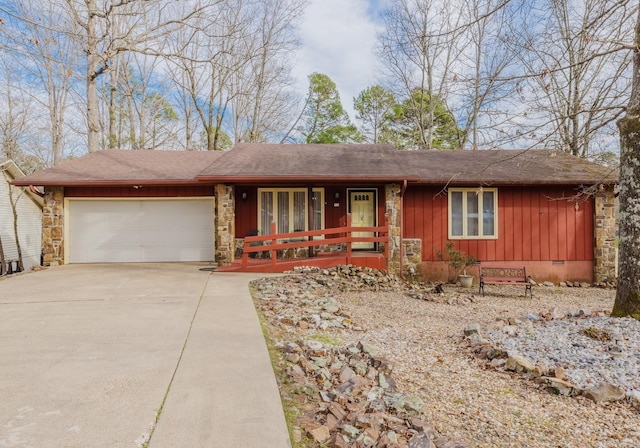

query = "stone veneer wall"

[
  {"left": 402, "top": 238, "right": 422, "bottom": 280},
  {"left": 594, "top": 184, "right": 617, "bottom": 283},
  {"left": 385, "top": 184, "right": 401, "bottom": 275},
  {"left": 42, "top": 186, "right": 64, "bottom": 266},
  {"left": 215, "top": 184, "right": 235, "bottom": 265}
]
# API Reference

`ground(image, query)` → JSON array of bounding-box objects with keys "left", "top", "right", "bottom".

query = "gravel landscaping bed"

[{"left": 252, "top": 266, "right": 639, "bottom": 447}]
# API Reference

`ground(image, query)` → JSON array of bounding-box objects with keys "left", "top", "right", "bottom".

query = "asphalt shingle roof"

[
  {"left": 198, "top": 143, "right": 410, "bottom": 181},
  {"left": 396, "top": 149, "right": 618, "bottom": 185},
  {"left": 13, "top": 145, "right": 618, "bottom": 187},
  {"left": 13, "top": 150, "right": 223, "bottom": 186}
]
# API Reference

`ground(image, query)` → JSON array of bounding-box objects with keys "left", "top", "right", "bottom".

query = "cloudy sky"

[{"left": 292, "top": 0, "right": 389, "bottom": 120}]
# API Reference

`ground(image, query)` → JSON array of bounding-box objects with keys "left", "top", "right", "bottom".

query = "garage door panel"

[{"left": 68, "top": 199, "right": 215, "bottom": 263}]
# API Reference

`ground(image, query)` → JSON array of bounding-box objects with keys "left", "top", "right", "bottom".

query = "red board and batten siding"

[{"left": 403, "top": 186, "right": 595, "bottom": 282}]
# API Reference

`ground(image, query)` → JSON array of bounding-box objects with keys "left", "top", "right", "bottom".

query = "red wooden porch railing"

[{"left": 241, "top": 214, "right": 389, "bottom": 268}]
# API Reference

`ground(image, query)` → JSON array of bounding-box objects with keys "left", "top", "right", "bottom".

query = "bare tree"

[
  {"left": 453, "top": 0, "right": 521, "bottom": 149},
  {"left": 228, "top": 0, "right": 304, "bottom": 144},
  {"left": 379, "top": 0, "right": 519, "bottom": 150},
  {"left": 516, "top": 0, "right": 633, "bottom": 157},
  {"left": 166, "top": 1, "right": 244, "bottom": 151},
  {"left": 2, "top": 169, "right": 25, "bottom": 271},
  {"left": 63, "top": 0, "right": 212, "bottom": 152},
  {"left": 378, "top": 0, "right": 467, "bottom": 149},
  {"left": 100, "top": 52, "right": 179, "bottom": 149},
  {"left": 0, "top": 0, "right": 79, "bottom": 165}
]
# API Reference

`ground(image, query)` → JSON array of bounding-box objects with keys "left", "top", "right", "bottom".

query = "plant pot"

[{"left": 458, "top": 274, "right": 473, "bottom": 288}]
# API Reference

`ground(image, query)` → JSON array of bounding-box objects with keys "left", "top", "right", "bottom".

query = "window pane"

[
  {"left": 451, "top": 191, "right": 463, "bottom": 236},
  {"left": 260, "top": 191, "right": 273, "bottom": 234},
  {"left": 466, "top": 192, "right": 479, "bottom": 236},
  {"left": 277, "top": 191, "right": 289, "bottom": 233},
  {"left": 293, "top": 191, "right": 306, "bottom": 231},
  {"left": 312, "top": 191, "right": 323, "bottom": 230},
  {"left": 483, "top": 191, "right": 495, "bottom": 236}
]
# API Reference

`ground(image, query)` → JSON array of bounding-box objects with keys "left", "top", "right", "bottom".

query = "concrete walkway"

[{"left": 0, "top": 264, "right": 290, "bottom": 448}]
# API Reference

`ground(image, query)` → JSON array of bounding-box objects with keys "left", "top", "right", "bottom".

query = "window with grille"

[
  {"left": 448, "top": 188, "right": 497, "bottom": 239},
  {"left": 258, "top": 188, "right": 324, "bottom": 235}
]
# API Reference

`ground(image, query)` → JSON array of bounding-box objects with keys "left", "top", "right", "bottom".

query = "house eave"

[
  {"left": 195, "top": 175, "right": 420, "bottom": 184},
  {"left": 413, "top": 179, "right": 619, "bottom": 187},
  {"left": 11, "top": 179, "right": 207, "bottom": 187}
]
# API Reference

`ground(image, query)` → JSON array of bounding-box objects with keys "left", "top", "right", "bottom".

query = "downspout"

[
  {"left": 399, "top": 179, "right": 408, "bottom": 279},
  {"left": 29, "top": 185, "right": 45, "bottom": 197}
]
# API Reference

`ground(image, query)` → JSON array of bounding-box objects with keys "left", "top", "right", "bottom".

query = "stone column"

[
  {"left": 594, "top": 184, "right": 617, "bottom": 283},
  {"left": 385, "top": 184, "right": 401, "bottom": 275},
  {"left": 215, "top": 184, "right": 235, "bottom": 265},
  {"left": 42, "top": 186, "right": 64, "bottom": 266}
]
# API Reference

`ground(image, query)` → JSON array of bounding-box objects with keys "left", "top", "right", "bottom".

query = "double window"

[
  {"left": 448, "top": 188, "right": 497, "bottom": 239},
  {"left": 258, "top": 188, "right": 324, "bottom": 235}
]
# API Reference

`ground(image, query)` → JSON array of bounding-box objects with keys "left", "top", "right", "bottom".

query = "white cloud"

[{"left": 293, "top": 0, "right": 383, "bottom": 120}]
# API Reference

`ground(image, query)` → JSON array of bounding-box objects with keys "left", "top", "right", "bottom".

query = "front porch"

[
  {"left": 216, "top": 250, "right": 387, "bottom": 273},
  {"left": 218, "top": 216, "right": 390, "bottom": 273}
]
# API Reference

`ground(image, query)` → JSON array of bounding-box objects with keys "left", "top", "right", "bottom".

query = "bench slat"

[{"left": 479, "top": 265, "right": 532, "bottom": 298}]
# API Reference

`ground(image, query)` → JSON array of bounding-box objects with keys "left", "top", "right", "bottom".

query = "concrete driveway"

[{"left": 0, "top": 264, "right": 290, "bottom": 448}]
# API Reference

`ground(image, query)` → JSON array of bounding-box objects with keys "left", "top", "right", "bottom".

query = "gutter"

[
  {"left": 11, "top": 179, "right": 209, "bottom": 187},
  {"left": 195, "top": 175, "right": 422, "bottom": 184}
]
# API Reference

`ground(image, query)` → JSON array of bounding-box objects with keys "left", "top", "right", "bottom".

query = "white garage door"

[{"left": 67, "top": 199, "right": 215, "bottom": 263}]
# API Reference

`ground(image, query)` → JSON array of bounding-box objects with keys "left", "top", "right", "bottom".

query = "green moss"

[
  {"left": 611, "top": 290, "right": 640, "bottom": 319},
  {"left": 306, "top": 333, "right": 343, "bottom": 346}
]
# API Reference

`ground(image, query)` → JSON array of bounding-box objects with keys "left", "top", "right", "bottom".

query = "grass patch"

[{"left": 305, "top": 332, "right": 343, "bottom": 347}]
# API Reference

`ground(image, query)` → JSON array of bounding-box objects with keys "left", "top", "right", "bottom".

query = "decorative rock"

[
  {"left": 251, "top": 268, "right": 489, "bottom": 447},
  {"left": 505, "top": 353, "right": 535, "bottom": 373},
  {"left": 328, "top": 402, "right": 347, "bottom": 421},
  {"left": 293, "top": 428, "right": 302, "bottom": 443},
  {"left": 552, "top": 366, "right": 566, "bottom": 380},
  {"left": 584, "top": 381, "right": 626, "bottom": 404},
  {"left": 463, "top": 322, "right": 481, "bottom": 337},
  {"left": 341, "top": 424, "right": 360, "bottom": 438},
  {"left": 359, "top": 341, "right": 378, "bottom": 356},
  {"left": 489, "top": 358, "right": 506, "bottom": 368},
  {"left": 339, "top": 366, "right": 356, "bottom": 383},
  {"left": 549, "top": 307, "right": 564, "bottom": 320},
  {"left": 409, "top": 432, "right": 436, "bottom": 448},
  {"left": 544, "top": 377, "right": 579, "bottom": 396},
  {"left": 391, "top": 394, "right": 425, "bottom": 414},
  {"left": 468, "top": 333, "right": 486, "bottom": 347},
  {"left": 308, "top": 425, "right": 331, "bottom": 443},
  {"left": 627, "top": 390, "right": 640, "bottom": 408},
  {"left": 330, "top": 433, "right": 351, "bottom": 448},
  {"left": 305, "top": 340, "right": 324, "bottom": 351},
  {"left": 543, "top": 281, "right": 554, "bottom": 287}
]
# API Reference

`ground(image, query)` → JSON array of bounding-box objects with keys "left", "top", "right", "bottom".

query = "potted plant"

[{"left": 436, "top": 242, "right": 477, "bottom": 287}]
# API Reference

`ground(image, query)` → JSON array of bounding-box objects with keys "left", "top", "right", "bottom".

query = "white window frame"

[
  {"left": 257, "top": 188, "right": 324, "bottom": 235},
  {"left": 448, "top": 188, "right": 498, "bottom": 239}
]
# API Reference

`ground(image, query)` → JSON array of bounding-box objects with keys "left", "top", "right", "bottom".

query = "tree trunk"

[
  {"left": 86, "top": 0, "right": 100, "bottom": 152},
  {"left": 9, "top": 191, "right": 24, "bottom": 272},
  {"left": 612, "top": 7, "right": 640, "bottom": 318}
]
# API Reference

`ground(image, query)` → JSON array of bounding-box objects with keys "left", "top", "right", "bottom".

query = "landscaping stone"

[{"left": 584, "top": 381, "right": 626, "bottom": 404}]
